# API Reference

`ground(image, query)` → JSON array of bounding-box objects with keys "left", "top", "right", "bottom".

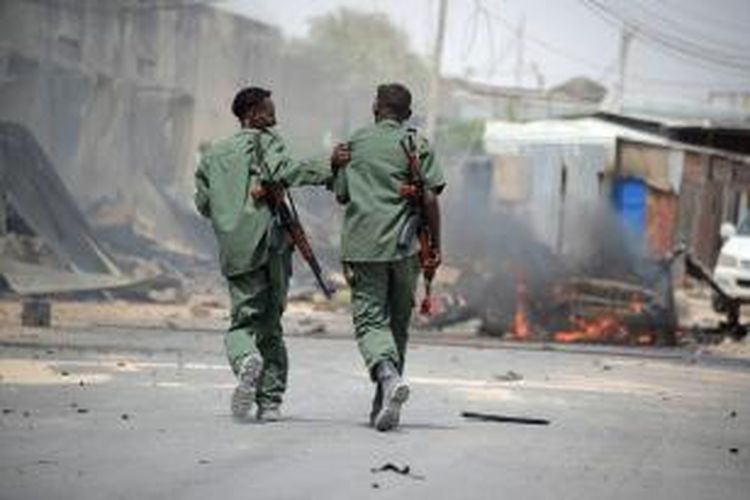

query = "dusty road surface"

[{"left": 1, "top": 327, "right": 749, "bottom": 500}]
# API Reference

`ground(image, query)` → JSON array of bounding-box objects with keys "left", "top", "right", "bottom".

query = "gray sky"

[{"left": 219, "top": 0, "right": 750, "bottom": 103}]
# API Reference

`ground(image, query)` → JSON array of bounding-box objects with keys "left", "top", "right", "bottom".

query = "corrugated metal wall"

[{"left": 491, "top": 143, "right": 608, "bottom": 254}]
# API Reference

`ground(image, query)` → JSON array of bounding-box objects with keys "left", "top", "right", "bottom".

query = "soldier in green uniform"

[
  {"left": 195, "top": 87, "right": 349, "bottom": 422},
  {"left": 334, "top": 83, "right": 445, "bottom": 431}
]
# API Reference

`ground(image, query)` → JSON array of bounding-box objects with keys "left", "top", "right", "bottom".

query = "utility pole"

[
  {"left": 514, "top": 15, "right": 525, "bottom": 88},
  {"left": 425, "top": 0, "right": 448, "bottom": 142},
  {"left": 613, "top": 24, "right": 633, "bottom": 113}
]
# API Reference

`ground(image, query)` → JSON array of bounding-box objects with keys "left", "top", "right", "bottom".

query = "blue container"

[{"left": 612, "top": 178, "right": 647, "bottom": 248}]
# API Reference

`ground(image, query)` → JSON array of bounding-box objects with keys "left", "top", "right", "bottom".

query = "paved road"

[{"left": 1, "top": 330, "right": 748, "bottom": 500}]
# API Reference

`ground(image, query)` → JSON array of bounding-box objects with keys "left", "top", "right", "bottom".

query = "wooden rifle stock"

[{"left": 399, "top": 133, "right": 437, "bottom": 315}]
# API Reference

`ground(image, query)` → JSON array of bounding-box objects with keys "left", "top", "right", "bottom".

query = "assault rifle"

[
  {"left": 398, "top": 130, "right": 439, "bottom": 315},
  {"left": 249, "top": 134, "right": 335, "bottom": 299}
]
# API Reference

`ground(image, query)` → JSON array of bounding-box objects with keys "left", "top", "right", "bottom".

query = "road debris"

[
  {"left": 461, "top": 411, "right": 550, "bottom": 426},
  {"left": 493, "top": 370, "right": 523, "bottom": 382},
  {"left": 21, "top": 299, "right": 51, "bottom": 327},
  {"left": 370, "top": 463, "right": 425, "bottom": 481}
]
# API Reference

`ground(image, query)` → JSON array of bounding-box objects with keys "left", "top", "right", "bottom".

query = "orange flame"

[
  {"left": 554, "top": 316, "right": 656, "bottom": 345},
  {"left": 554, "top": 316, "right": 623, "bottom": 343},
  {"left": 513, "top": 276, "right": 532, "bottom": 340}
]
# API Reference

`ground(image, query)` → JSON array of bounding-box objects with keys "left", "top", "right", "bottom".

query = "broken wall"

[{"left": 0, "top": 0, "right": 375, "bottom": 264}]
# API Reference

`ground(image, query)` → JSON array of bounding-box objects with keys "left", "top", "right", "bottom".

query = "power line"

[
  {"left": 625, "top": 0, "right": 749, "bottom": 58},
  {"left": 655, "top": 0, "right": 750, "bottom": 38},
  {"left": 579, "top": 0, "right": 750, "bottom": 72},
  {"left": 457, "top": 0, "right": 747, "bottom": 94},
  {"left": 583, "top": 0, "right": 749, "bottom": 66},
  {"left": 475, "top": 0, "right": 615, "bottom": 75}
]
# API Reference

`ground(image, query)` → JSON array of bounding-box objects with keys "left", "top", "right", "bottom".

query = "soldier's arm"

[
  {"left": 263, "top": 133, "right": 332, "bottom": 187},
  {"left": 418, "top": 137, "right": 446, "bottom": 195},
  {"left": 420, "top": 138, "right": 445, "bottom": 261},
  {"left": 194, "top": 157, "right": 211, "bottom": 218},
  {"left": 424, "top": 190, "right": 441, "bottom": 259}
]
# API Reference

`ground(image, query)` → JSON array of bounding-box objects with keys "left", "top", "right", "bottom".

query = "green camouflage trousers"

[
  {"left": 346, "top": 256, "right": 420, "bottom": 379},
  {"left": 225, "top": 248, "right": 291, "bottom": 408}
]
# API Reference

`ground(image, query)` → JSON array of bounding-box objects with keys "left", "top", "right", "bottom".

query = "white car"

[{"left": 713, "top": 220, "right": 750, "bottom": 310}]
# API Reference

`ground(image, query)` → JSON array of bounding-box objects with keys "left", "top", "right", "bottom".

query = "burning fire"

[
  {"left": 510, "top": 275, "right": 657, "bottom": 345},
  {"left": 554, "top": 316, "right": 625, "bottom": 343},
  {"left": 554, "top": 315, "right": 655, "bottom": 345},
  {"left": 512, "top": 275, "right": 532, "bottom": 340}
]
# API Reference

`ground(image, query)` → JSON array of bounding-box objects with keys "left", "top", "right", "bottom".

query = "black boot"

[{"left": 373, "top": 360, "right": 409, "bottom": 432}]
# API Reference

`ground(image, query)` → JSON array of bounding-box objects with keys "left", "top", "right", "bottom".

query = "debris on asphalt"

[
  {"left": 120, "top": 413, "right": 129, "bottom": 421},
  {"left": 21, "top": 299, "right": 51, "bottom": 327},
  {"left": 729, "top": 410, "right": 737, "bottom": 418},
  {"left": 370, "top": 463, "right": 425, "bottom": 481},
  {"left": 76, "top": 408, "right": 89, "bottom": 414},
  {"left": 302, "top": 323, "right": 327, "bottom": 335},
  {"left": 79, "top": 380, "right": 85, "bottom": 387},
  {"left": 371, "top": 482, "right": 380, "bottom": 489},
  {"left": 729, "top": 448, "right": 739, "bottom": 455},
  {"left": 22, "top": 411, "right": 30, "bottom": 418},
  {"left": 461, "top": 411, "right": 550, "bottom": 426},
  {"left": 60, "top": 370, "right": 69, "bottom": 377},
  {"left": 2, "top": 408, "right": 14, "bottom": 414},
  {"left": 493, "top": 370, "right": 523, "bottom": 382},
  {"left": 198, "top": 459, "right": 210, "bottom": 465},
  {"left": 295, "top": 316, "right": 328, "bottom": 335}
]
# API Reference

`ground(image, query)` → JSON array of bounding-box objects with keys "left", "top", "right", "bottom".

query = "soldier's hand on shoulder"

[{"left": 330, "top": 142, "right": 351, "bottom": 169}]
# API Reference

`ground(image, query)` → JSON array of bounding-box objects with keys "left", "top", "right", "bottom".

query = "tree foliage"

[{"left": 294, "top": 8, "right": 430, "bottom": 100}]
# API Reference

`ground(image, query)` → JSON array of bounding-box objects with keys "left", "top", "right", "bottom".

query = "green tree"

[{"left": 293, "top": 8, "right": 430, "bottom": 103}]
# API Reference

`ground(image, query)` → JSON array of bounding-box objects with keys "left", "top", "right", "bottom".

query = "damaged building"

[
  {"left": 0, "top": 121, "right": 133, "bottom": 295},
  {"left": 0, "top": 0, "right": 368, "bottom": 301}
]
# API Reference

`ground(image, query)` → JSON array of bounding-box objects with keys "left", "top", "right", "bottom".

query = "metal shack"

[{"left": 479, "top": 117, "right": 750, "bottom": 267}]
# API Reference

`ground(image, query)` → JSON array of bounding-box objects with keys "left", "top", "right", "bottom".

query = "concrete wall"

[{"left": 0, "top": 0, "right": 372, "bottom": 253}]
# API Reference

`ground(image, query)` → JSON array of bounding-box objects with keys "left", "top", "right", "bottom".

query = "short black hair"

[
  {"left": 376, "top": 83, "right": 412, "bottom": 121},
  {"left": 231, "top": 87, "right": 271, "bottom": 120}
]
